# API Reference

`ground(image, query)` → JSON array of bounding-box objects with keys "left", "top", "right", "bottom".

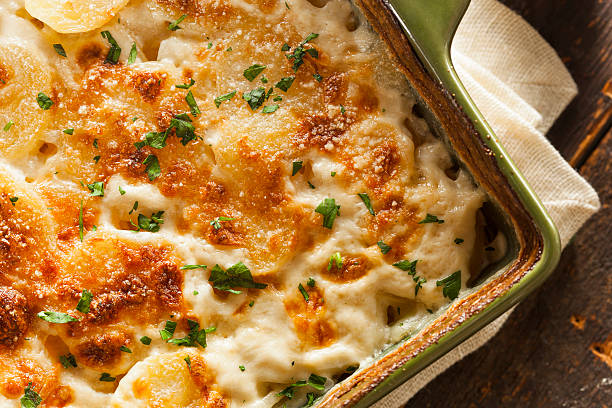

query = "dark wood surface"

[{"left": 407, "top": 1, "right": 612, "bottom": 407}]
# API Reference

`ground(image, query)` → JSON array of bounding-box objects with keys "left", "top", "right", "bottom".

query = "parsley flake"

[
  {"left": 100, "top": 31, "right": 121, "bottom": 64},
  {"left": 419, "top": 213, "right": 444, "bottom": 224},
  {"left": 210, "top": 216, "right": 234, "bottom": 229},
  {"left": 243, "top": 64, "right": 266, "bottom": 81},
  {"left": 239, "top": 365, "right": 246, "bottom": 371},
  {"left": 275, "top": 77, "right": 295, "bottom": 92},
  {"left": 262, "top": 104, "right": 279, "bottom": 113},
  {"left": 143, "top": 154, "right": 161, "bottom": 180},
  {"left": 298, "top": 283, "right": 309, "bottom": 302},
  {"left": 76, "top": 289, "right": 93, "bottom": 314},
  {"left": 277, "top": 374, "right": 327, "bottom": 399},
  {"left": 307, "top": 181, "right": 315, "bottom": 189},
  {"left": 61, "top": 128, "right": 74, "bottom": 135},
  {"left": 454, "top": 238, "right": 464, "bottom": 244},
  {"left": 184, "top": 355, "right": 191, "bottom": 369},
  {"left": 137, "top": 211, "right": 164, "bottom": 232},
  {"left": 53, "top": 43, "right": 67, "bottom": 57},
  {"left": 307, "top": 277, "right": 315, "bottom": 287},
  {"left": 3, "top": 120, "right": 13, "bottom": 131},
  {"left": 291, "top": 161, "right": 303, "bottom": 176},
  {"left": 59, "top": 353, "right": 77, "bottom": 368},
  {"left": 377, "top": 241, "right": 391, "bottom": 254},
  {"left": 20, "top": 382, "right": 41, "bottom": 408},
  {"left": 214, "top": 90, "right": 236, "bottom": 107},
  {"left": 160, "top": 320, "right": 177, "bottom": 341},
  {"left": 170, "top": 113, "right": 200, "bottom": 145},
  {"left": 36, "top": 92, "right": 53, "bottom": 110},
  {"left": 167, "top": 319, "right": 213, "bottom": 348},
  {"left": 9, "top": 196, "right": 18, "bottom": 206},
  {"left": 87, "top": 181, "right": 104, "bottom": 197},
  {"left": 393, "top": 260, "right": 417, "bottom": 274},
  {"left": 127, "top": 42, "right": 137, "bottom": 64},
  {"left": 328, "top": 252, "right": 342, "bottom": 271},
  {"left": 135, "top": 131, "right": 167, "bottom": 150},
  {"left": 168, "top": 14, "right": 187, "bottom": 31},
  {"left": 176, "top": 78, "right": 195, "bottom": 89},
  {"left": 185, "top": 91, "right": 200, "bottom": 116},
  {"left": 208, "top": 262, "right": 267, "bottom": 294},
  {"left": 181, "top": 264, "right": 207, "bottom": 270},
  {"left": 37, "top": 311, "right": 78, "bottom": 323},
  {"left": 285, "top": 33, "right": 319, "bottom": 72},
  {"left": 118, "top": 186, "right": 126, "bottom": 195},
  {"left": 140, "top": 336, "right": 152, "bottom": 345},
  {"left": 119, "top": 345, "right": 132, "bottom": 353},
  {"left": 99, "top": 373, "right": 115, "bottom": 382},
  {"left": 313, "top": 73, "right": 323, "bottom": 82},
  {"left": 357, "top": 193, "right": 375, "bottom": 216},
  {"left": 436, "top": 270, "right": 461, "bottom": 300},
  {"left": 315, "top": 198, "right": 340, "bottom": 229},
  {"left": 242, "top": 87, "right": 266, "bottom": 111}
]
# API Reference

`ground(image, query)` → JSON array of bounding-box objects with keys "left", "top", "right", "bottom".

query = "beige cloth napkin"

[{"left": 374, "top": 0, "right": 601, "bottom": 406}]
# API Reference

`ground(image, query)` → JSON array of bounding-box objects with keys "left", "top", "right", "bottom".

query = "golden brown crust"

[
  {"left": 285, "top": 286, "right": 336, "bottom": 348},
  {"left": 0, "top": 287, "right": 29, "bottom": 349}
]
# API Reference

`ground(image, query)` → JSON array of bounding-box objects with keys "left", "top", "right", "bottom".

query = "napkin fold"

[{"left": 375, "top": 0, "right": 601, "bottom": 406}]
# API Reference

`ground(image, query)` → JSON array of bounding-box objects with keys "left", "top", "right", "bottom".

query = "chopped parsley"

[
  {"left": 357, "top": 193, "right": 375, "bottom": 216},
  {"left": 307, "top": 181, "right": 315, "bottom": 189},
  {"left": 291, "top": 161, "right": 303, "bottom": 176},
  {"left": 262, "top": 104, "right": 279, "bottom": 113},
  {"left": 226, "top": 46, "right": 233, "bottom": 52},
  {"left": 393, "top": 259, "right": 417, "bottom": 274},
  {"left": 128, "top": 201, "right": 138, "bottom": 215},
  {"left": 78, "top": 200, "right": 84, "bottom": 242},
  {"left": 207, "top": 42, "right": 213, "bottom": 49},
  {"left": 214, "top": 90, "right": 236, "bottom": 107},
  {"left": 436, "top": 270, "right": 461, "bottom": 300},
  {"left": 160, "top": 320, "right": 177, "bottom": 341},
  {"left": 243, "top": 87, "right": 267, "bottom": 111},
  {"left": 59, "top": 353, "right": 77, "bottom": 368},
  {"left": 239, "top": 365, "right": 246, "bottom": 372},
  {"left": 315, "top": 198, "right": 340, "bottom": 229},
  {"left": 62, "top": 128, "right": 73, "bottom": 134},
  {"left": 248, "top": 300, "right": 254, "bottom": 307},
  {"left": 275, "top": 77, "right": 295, "bottom": 92},
  {"left": 36, "top": 92, "right": 53, "bottom": 110},
  {"left": 313, "top": 73, "right": 323, "bottom": 82},
  {"left": 193, "top": 290, "right": 199, "bottom": 295},
  {"left": 53, "top": 43, "right": 67, "bottom": 57},
  {"left": 134, "top": 131, "right": 167, "bottom": 150},
  {"left": 331, "top": 171, "right": 336, "bottom": 177},
  {"left": 340, "top": 104, "right": 346, "bottom": 115},
  {"left": 136, "top": 211, "right": 164, "bottom": 232},
  {"left": 281, "top": 43, "right": 290, "bottom": 52},
  {"left": 118, "top": 186, "right": 126, "bottom": 195},
  {"left": 75, "top": 289, "right": 93, "bottom": 314},
  {"left": 419, "top": 213, "right": 444, "bottom": 224},
  {"left": 167, "top": 319, "right": 214, "bottom": 348},
  {"left": 328, "top": 252, "right": 342, "bottom": 271},
  {"left": 143, "top": 154, "right": 161, "bottom": 180},
  {"left": 119, "top": 345, "right": 132, "bottom": 353},
  {"left": 9, "top": 196, "right": 18, "bottom": 206},
  {"left": 208, "top": 262, "right": 268, "bottom": 294},
  {"left": 127, "top": 42, "right": 137, "bottom": 65},
  {"left": 273, "top": 95, "right": 282, "bottom": 102},
  {"left": 20, "top": 382, "right": 41, "bottom": 408},
  {"left": 307, "top": 277, "right": 315, "bottom": 287},
  {"left": 168, "top": 14, "right": 187, "bottom": 31},
  {"left": 377, "top": 241, "right": 391, "bottom": 254},
  {"left": 140, "top": 336, "right": 152, "bottom": 345},
  {"left": 261, "top": 75, "right": 268, "bottom": 84},
  {"left": 181, "top": 264, "right": 207, "bottom": 270},
  {"left": 3, "top": 120, "right": 14, "bottom": 131},
  {"left": 170, "top": 113, "right": 200, "bottom": 145},
  {"left": 305, "top": 393, "right": 316, "bottom": 407},
  {"left": 210, "top": 216, "right": 234, "bottom": 229},
  {"left": 285, "top": 0, "right": 290, "bottom": 9},
  {"left": 99, "top": 373, "right": 115, "bottom": 382},
  {"left": 93, "top": 138, "right": 98, "bottom": 148},
  {"left": 86, "top": 181, "right": 104, "bottom": 197},
  {"left": 185, "top": 91, "right": 200, "bottom": 116},
  {"left": 176, "top": 78, "right": 195, "bottom": 89},
  {"left": 100, "top": 31, "right": 121, "bottom": 64},
  {"left": 243, "top": 64, "right": 266, "bottom": 81},
  {"left": 454, "top": 238, "right": 464, "bottom": 244},
  {"left": 298, "top": 283, "right": 309, "bottom": 302},
  {"left": 37, "top": 311, "right": 78, "bottom": 323},
  {"left": 285, "top": 33, "right": 319, "bottom": 72},
  {"left": 277, "top": 373, "right": 327, "bottom": 399},
  {"left": 184, "top": 355, "right": 191, "bottom": 369}
]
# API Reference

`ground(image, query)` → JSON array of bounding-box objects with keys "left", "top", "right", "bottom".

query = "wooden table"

[{"left": 408, "top": 1, "right": 612, "bottom": 406}]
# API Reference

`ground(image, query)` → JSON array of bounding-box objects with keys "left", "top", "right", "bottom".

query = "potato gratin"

[{"left": 0, "top": 0, "right": 489, "bottom": 406}]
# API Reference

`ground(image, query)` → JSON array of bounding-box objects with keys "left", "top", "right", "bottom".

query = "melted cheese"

[{"left": 0, "top": 0, "right": 486, "bottom": 406}]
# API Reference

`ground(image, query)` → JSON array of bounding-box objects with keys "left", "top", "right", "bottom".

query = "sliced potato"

[
  {"left": 0, "top": 40, "right": 52, "bottom": 159},
  {"left": 25, "top": 0, "right": 129, "bottom": 33}
]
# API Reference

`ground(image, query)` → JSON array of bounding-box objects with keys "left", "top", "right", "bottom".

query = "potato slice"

[
  {"left": 25, "top": 0, "right": 129, "bottom": 33},
  {"left": 0, "top": 40, "right": 52, "bottom": 159}
]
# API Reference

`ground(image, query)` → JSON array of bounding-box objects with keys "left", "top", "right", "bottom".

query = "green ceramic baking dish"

[{"left": 314, "top": 0, "right": 562, "bottom": 406}]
